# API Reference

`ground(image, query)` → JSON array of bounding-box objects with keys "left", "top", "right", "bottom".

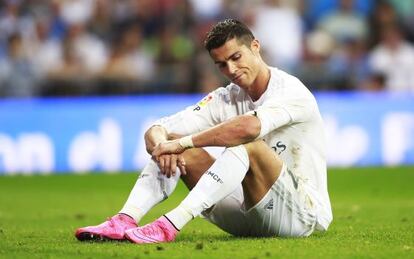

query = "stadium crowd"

[{"left": 0, "top": 0, "right": 413, "bottom": 97}]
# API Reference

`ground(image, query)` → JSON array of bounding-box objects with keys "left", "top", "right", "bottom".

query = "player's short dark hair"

[{"left": 204, "top": 19, "right": 255, "bottom": 52}]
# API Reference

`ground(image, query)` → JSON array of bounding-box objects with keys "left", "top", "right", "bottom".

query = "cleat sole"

[{"left": 75, "top": 231, "right": 121, "bottom": 242}]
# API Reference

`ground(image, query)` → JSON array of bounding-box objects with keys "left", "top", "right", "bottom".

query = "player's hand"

[
  {"left": 154, "top": 154, "right": 187, "bottom": 177},
  {"left": 152, "top": 140, "right": 185, "bottom": 157}
]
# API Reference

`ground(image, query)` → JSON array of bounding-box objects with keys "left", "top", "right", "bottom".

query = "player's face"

[{"left": 210, "top": 38, "right": 261, "bottom": 91}]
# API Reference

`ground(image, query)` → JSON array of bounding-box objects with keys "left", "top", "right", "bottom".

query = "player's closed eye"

[{"left": 232, "top": 54, "right": 241, "bottom": 61}]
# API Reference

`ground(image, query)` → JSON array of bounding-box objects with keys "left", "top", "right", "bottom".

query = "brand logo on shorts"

[
  {"left": 264, "top": 199, "right": 274, "bottom": 210},
  {"left": 205, "top": 171, "right": 223, "bottom": 184}
]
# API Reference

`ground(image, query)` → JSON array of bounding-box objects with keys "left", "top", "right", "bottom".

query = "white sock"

[
  {"left": 120, "top": 160, "right": 180, "bottom": 222},
  {"left": 164, "top": 206, "right": 193, "bottom": 230},
  {"left": 165, "top": 145, "right": 249, "bottom": 229}
]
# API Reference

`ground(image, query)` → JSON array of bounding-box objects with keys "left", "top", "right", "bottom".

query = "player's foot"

[
  {"left": 124, "top": 216, "right": 179, "bottom": 244},
  {"left": 75, "top": 213, "right": 137, "bottom": 241}
]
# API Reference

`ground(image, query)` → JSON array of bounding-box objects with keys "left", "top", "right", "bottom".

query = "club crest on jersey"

[{"left": 193, "top": 94, "right": 213, "bottom": 111}]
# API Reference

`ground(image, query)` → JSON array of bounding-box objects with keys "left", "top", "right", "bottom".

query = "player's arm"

[
  {"left": 152, "top": 114, "right": 261, "bottom": 156},
  {"left": 149, "top": 88, "right": 230, "bottom": 170},
  {"left": 192, "top": 114, "right": 260, "bottom": 147}
]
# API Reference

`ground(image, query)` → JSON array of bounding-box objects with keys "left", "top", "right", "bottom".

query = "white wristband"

[{"left": 179, "top": 135, "right": 194, "bottom": 149}]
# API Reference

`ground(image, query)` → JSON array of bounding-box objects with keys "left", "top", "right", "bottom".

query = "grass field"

[{"left": 0, "top": 167, "right": 413, "bottom": 259}]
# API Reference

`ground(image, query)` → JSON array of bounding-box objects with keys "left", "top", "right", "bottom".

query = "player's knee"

[
  {"left": 243, "top": 140, "right": 281, "bottom": 168},
  {"left": 243, "top": 140, "right": 267, "bottom": 158},
  {"left": 225, "top": 142, "right": 266, "bottom": 170},
  {"left": 182, "top": 149, "right": 202, "bottom": 167},
  {"left": 226, "top": 145, "right": 250, "bottom": 163},
  {"left": 181, "top": 148, "right": 215, "bottom": 176}
]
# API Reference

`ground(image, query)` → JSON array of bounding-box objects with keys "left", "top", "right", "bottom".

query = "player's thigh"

[
  {"left": 242, "top": 140, "right": 284, "bottom": 209},
  {"left": 245, "top": 164, "right": 317, "bottom": 237}
]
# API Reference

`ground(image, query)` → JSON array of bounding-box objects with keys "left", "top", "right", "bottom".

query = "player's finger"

[
  {"left": 178, "top": 163, "right": 187, "bottom": 176},
  {"left": 178, "top": 156, "right": 187, "bottom": 175},
  {"left": 164, "top": 155, "right": 171, "bottom": 178},
  {"left": 171, "top": 155, "right": 178, "bottom": 176},
  {"left": 162, "top": 155, "right": 170, "bottom": 177},
  {"left": 159, "top": 156, "right": 166, "bottom": 175}
]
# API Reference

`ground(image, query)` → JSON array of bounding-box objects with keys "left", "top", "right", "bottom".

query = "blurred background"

[
  {"left": 1, "top": 0, "right": 414, "bottom": 96},
  {"left": 0, "top": 0, "right": 413, "bottom": 174}
]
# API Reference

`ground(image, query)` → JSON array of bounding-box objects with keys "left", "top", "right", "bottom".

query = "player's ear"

[{"left": 250, "top": 39, "right": 260, "bottom": 54}]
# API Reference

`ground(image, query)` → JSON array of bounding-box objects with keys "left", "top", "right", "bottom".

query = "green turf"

[{"left": 0, "top": 167, "right": 413, "bottom": 259}]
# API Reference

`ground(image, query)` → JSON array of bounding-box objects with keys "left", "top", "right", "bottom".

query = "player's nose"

[{"left": 227, "top": 61, "right": 238, "bottom": 76}]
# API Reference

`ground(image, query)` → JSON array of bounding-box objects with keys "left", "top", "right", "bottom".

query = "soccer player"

[{"left": 75, "top": 19, "right": 332, "bottom": 243}]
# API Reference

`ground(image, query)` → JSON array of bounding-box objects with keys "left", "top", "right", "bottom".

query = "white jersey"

[{"left": 155, "top": 67, "right": 333, "bottom": 230}]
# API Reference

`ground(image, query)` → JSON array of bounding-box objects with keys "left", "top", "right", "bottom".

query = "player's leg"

[
  {"left": 241, "top": 140, "right": 283, "bottom": 209},
  {"left": 181, "top": 140, "right": 316, "bottom": 238},
  {"left": 167, "top": 141, "right": 282, "bottom": 229},
  {"left": 170, "top": 142, "right": 282, "bottom": 236},
  {"left": 124, "top": 140, "right": 316, "bottom": 243},
  {"left": 180, "top": 140, "right": 282, "bottom": 237},
  {"left": 75, "top": 159, "right": 180, "bottom": 241},
  {"left": 205, "top": 140, "right": 317, "bottom": 237},
  {"left": 120, "top": 148, "right": 216, "bottom": 244},
  {"left": 124, "top": 144, "right": 252, "bottom": 243},
  {"left": 119, "top": 159, "right": 181, "bottom": 221},
  {"left": 196, "top": 140, "right": 283, "bottom": 237},
  {"left": 75, "top": 148, "right": 213, "bottom": 241},
  {"left": 241, "top": 141, "right": 317, "bottom": 237},
  {"left": 179, "top": 148, "right": 216, "bottom": 190},
  {"left": 121, "top": 147, "right": 215, "bottom": 220}
]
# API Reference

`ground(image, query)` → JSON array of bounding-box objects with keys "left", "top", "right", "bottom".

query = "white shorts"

[{"left": 201, "top": 164, "right": 317, "bottom": 237}]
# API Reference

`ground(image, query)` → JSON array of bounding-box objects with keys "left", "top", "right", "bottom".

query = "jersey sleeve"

[
  {"left": 254, "top": 94, "right": 316, "bottom": 139},
  {"left": 151, "top": 89, "right": 226, "bottom": 136}
]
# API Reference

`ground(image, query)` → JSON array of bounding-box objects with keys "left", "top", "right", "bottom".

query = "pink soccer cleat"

[
  {"left": 124, "top": 216, "right": 179, "bottom": 244},
  {"left": 75, "top": 214, "right": 137, "bottom": 241}
]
